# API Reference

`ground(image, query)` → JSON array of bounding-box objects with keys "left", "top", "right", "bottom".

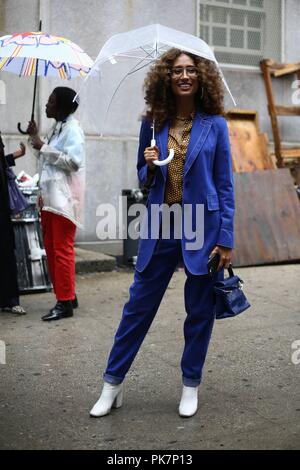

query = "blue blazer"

[{"left": 135, "top": 112, "right": 235, "bottom": 275}]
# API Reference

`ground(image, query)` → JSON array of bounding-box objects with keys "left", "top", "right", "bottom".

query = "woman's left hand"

[{"left": 209, "top": 245, "right": 233, "bottom": 270}]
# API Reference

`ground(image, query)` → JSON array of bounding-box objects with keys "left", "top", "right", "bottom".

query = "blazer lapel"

[
  {"left": 156, "top": 121, "right": 170, "bottom": 180},
  {"left": 184, "top": 112, "right": 212, "bottom": 176}
]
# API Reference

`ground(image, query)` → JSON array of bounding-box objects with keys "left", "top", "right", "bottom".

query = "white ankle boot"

[
  {"left": 90, "top": 382, "right": 123, "bottom": 417},
  {"left": 179, "top": 385, "right": 198, "bottom": 417}
]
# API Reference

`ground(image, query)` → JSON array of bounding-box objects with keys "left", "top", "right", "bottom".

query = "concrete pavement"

[{"left": 0, "top": 263, "right": 299, "bottom": 450}]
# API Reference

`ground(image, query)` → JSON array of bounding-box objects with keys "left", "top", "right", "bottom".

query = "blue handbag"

[
  {"left": 6, "top": 166, "right": 29, "bottom": 215},
  {"left": 214, "top": 266, "right": 251, "bottom": 320}
]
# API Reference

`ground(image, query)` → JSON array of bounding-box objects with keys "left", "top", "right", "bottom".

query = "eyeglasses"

[{"left": 171, "top": 66, "right": 198, "bottom": 78}]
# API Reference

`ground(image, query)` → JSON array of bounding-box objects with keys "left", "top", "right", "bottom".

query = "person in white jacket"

[{"left": 27, "top": 87, "right": 85, "bottom": 321}]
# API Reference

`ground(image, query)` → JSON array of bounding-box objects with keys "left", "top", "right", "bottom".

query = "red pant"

[{"left": 41, "top": 211, "right": 76, "bottom": 301}]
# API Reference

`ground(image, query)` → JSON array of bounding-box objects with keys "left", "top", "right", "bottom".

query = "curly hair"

[{"left": 143, "top": 48, "right": 225, "bottom": 130}]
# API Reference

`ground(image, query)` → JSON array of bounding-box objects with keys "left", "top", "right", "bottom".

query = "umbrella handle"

[
  {"left": 17, "top": 123, "right": 28, "bottom": 135},
  {"left": 151, "top": 139, "right": 175, "bottom": 166},
  {"left": 153, "top": 148, "right": 174, "bottom": 167}
]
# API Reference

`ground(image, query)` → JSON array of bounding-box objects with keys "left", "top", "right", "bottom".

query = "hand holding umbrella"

[
  {"left": 150, "top": 121, "right": 174, "bottom": 166},
  {"left": 144, "top": 144, "right": 159, "bottom": 169},
  {"left": 26, "top": 120, "right": 44, "bottom": 150}
]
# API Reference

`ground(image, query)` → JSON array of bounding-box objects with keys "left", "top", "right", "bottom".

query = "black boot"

[
  {"left": 42, "top": 301, "right": 73, "bottom": 321},
  {"left": 48, "top": 295, "right": 78, "bottom": 315},
  {"left": 72, "top": 294, "right": 78, "bottom": 309}
]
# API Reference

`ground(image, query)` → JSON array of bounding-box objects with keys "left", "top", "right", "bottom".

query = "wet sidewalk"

[{"left": 0, "top": 264, "right": 299, "bottom": 450}]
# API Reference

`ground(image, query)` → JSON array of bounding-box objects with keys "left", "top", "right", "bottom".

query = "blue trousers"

[{"left": 104, "top": 236, "right": 221, "bottom": 387}]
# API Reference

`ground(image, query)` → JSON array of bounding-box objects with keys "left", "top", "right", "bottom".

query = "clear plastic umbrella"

[{"left": 77, "top": 23, "right": 236, "bottom": 164}]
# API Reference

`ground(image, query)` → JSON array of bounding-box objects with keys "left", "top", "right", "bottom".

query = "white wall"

[{"left": 0, "top": 0, "right": 299, "bottom": 248}]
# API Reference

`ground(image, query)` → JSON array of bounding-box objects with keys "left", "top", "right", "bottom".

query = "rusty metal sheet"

[{"left": 233, "top": 169, "right": 300, "bottom": 266}]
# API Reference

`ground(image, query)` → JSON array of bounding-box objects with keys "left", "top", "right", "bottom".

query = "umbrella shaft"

[
  {"left": 31, "top": 61, "right": 39, "bottom": 121},
  {"left": 31, "top": 20, "right": 42, "bottom": 121}
]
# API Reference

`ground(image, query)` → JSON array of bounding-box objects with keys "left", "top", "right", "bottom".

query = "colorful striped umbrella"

[
  {"left": 0, "top": 31, "right": 93, "bottom": 79},
  {"left": 0, "top": 28, "right": 94, "bottom": 132}
]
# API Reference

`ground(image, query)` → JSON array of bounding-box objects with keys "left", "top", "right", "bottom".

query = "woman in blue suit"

[{"left": 91, "top": 48, "right": 234, "bottom": 418}]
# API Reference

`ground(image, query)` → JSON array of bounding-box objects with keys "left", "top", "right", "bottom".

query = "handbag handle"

[
  {"left": 226, "top": 265, "right": 244, "bottom": 289},
  {"left": 227, "top": 265, "right": 234, "bottom": 277}
]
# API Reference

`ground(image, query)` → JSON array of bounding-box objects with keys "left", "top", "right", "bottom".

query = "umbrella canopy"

[
  {"left": 77, "top": 23, "right": 236, "bottom": 136},
  {"left": 0, "top": 30, "right": 94, "bottom": 133},
  {"left": 0, "top": 31, "right": 94, "bottom": 79},
  {"left": 94, "top": 23, "right": 218, "bottom": 66}
]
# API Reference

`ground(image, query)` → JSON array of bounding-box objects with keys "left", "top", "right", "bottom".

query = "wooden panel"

[
  {"left": 262, "top": 59, "right": 300, "bottom": 76},
  {"left": 233, "top": 169, "right": 300, "bottom": 266},
  {"left": 280, "top": 148, "right": 300, "bottom": 159},
  {"left": 274, "top": 105, "right": 300, "bottom": 116},
  {"left": 260, "top": 61, "right": 282, "bottom": 152},
  {"left": 226, "top": 110, "right": 276, "bottom": 172},
  {"left": 260, "top": 59, "right": 300, "bottom": 183},
  {"left": 273, "top": 63, "right": 300, "bottom": 77}
]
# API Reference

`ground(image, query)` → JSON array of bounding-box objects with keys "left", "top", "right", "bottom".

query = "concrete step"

[{"left": 75, "top": 247, "right": 116, "bottom": 274}]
